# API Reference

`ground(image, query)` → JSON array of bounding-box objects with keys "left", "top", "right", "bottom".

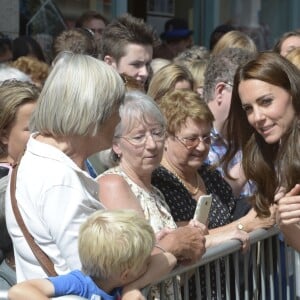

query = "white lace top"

[{"left": 99, "top": 166, "right": 177, "bottom": 233}]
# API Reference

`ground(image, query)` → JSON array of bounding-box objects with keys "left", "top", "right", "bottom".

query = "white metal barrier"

[
  {"left": 142, "top": 226, "right": 300, "bottom": 300},
  {"left": 0, "top": 291, "right": 7, "bottom": 300},
  {"left": 1, "top": 227, "right": 299, "bottom": 300}
]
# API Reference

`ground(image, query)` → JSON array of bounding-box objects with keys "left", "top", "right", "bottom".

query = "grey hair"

[
  {"left": 31, "top": 53, "right": 125, "bottom": 136},
  {"left": 203, "top": 47, "right": 255, "bottom": 102},
  {"left": 114, "top": 90, "right": 166, "bottom": 137},
  {"left": 110, "top": 90, "right": 165, "bottom": 163}
]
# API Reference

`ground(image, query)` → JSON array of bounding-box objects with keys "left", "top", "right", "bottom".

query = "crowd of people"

[{"left": 1, "top": 9, "right": 300, "bottom": 300}]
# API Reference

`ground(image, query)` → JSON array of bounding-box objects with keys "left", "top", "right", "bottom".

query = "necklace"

[
  {"left": 161, "top": 158, "right": 201, "bottom": 196},
  {"left": 119, "top": 165, "right": 153, "bottom": 193}
]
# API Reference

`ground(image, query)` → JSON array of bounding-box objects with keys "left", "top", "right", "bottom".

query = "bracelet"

[{"left": 154, "top": 243, "right": 166, "bottom": 253}]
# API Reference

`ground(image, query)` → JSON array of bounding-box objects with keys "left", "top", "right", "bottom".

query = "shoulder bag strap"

[{"left": 10, "top": 158, "right": 58, "bottom": 276}]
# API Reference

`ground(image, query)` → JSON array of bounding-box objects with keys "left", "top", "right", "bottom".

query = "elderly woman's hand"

[
  {"left": 158, "top": 226, "right": 206, "bottom": 265},
  {"left": 240, "top": 206, "right": 276, "bottom": 232},
  {"left": 256, "top": 205, "right": 277, "bottom": 229},
  {"left": 155, "top": 227, "right": 174, "bottom": 241},
  {"left": 188, "top": 219, "right": 209, "bottom": 235},
  {"left": 230, "top": 229, "right": 250, "bottom": 253}
]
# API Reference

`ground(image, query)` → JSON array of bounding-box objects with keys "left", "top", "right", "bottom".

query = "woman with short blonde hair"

[
  {"left": 285, "top": 47, "right": 300, "bottom": 69},
  {"left": 147, "top": 63, "right": 193, "bottom": 102},
  {"left": 212, "top": 30, "right": 257, "bottom": 55}
]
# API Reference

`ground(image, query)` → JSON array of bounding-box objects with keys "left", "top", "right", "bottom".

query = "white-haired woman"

[{"left": 5, "top": 53, "right": 125, "bottom": 282}]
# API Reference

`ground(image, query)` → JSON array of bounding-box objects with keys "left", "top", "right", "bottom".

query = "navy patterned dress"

[{"left": 152, "top": 163, "right": 237, "bottom": 299}]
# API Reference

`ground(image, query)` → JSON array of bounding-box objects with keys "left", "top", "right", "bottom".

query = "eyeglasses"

[
  {"left": 115, "top": 128, "right": 166, "bottom": 146},
  {"left": 82, "top": 27, "right": 95, "bottom": 37},
  {"left": 174, "top": 134, "right": 212, "bottom": 149},
  {"left": 87, "top": 27, "right": 104, "bottom": 35},
  {"left": 224, "top": 81, "right": 233, "bottom": 88}
]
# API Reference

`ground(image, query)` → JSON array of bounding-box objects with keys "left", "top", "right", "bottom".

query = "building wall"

[
  {"left": 200, "top": 0, "right": 300, "bottom": 49},
  {"left": 1, "top": 0, "right": 299, "bottom": 50},
  {"left": 0, "top": 0, "right": 19, "bottom": 38}
]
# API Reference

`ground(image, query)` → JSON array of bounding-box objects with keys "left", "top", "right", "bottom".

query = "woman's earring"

[{"left": 111, "top": 150, "right": 121, "bottom": 162}]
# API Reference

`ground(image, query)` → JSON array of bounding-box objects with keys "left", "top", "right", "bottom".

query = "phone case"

[{"left": 193, "top": 194, "right": 212, "bottom": 224}]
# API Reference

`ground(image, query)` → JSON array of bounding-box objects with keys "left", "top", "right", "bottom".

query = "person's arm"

[
  {"left": 98, "top": 174, "right": 144, "bottom": 216},
  {"left": 277, "top": 184, "right": 300, "bottom": 252},
  {"left": 121, "top": 252, "right": 177, "bottom": 299},
  {"left": 206, "top": 228, "right": 250, "bottom": 253},
  {"left": 208, "top": 206, "right": 276, "bottom": 235},
  {"left": 167, "top": 219, "right": 249, "bottom": 252},
  {"left": 8, "top": 279, "right": 54, "bottom": 300},
  {"left": 121, "top": 290, "right": 146, "bottom": 300},
  {"left": 124, "top": 252, "right": 177, "bottom": 291}
]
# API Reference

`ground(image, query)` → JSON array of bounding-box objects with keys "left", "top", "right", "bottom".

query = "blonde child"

[{"left": 8, "top": 210, "right": 177, "bottom": 300}]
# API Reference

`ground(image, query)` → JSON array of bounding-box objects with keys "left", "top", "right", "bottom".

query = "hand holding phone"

[{"left": 193, "top": 194, "right": 212, "bottom": 224}]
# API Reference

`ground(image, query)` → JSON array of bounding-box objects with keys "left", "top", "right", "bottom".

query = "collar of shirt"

[{"left": 211, "top": 128, "right": 227, "bottom": 146}]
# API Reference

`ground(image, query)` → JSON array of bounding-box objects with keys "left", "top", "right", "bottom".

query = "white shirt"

[{"left": 5, "top": 134, "right": 104, "bottom": 282}]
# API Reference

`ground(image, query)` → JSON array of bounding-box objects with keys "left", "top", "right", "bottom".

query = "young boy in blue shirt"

[{"left": 8, "top": 210, "right": 176, "bottom": 300}]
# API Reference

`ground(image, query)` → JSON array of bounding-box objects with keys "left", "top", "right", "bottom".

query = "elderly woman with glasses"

[
  {"left": 98, "top": 90, "right": 207, "bottom": 299},
  {"left": 151, "top": 89, "right": 275, "bottom": 299},
  {"left": 153, "top": 89, "right": 274, "bottom": 233}
]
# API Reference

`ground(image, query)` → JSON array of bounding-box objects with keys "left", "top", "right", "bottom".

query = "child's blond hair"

[{"left": 79, "top": 209, "right": 155, "bottom": 280}]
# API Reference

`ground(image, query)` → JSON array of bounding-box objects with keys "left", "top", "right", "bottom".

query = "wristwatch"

[{"left": 237, "top": 222, "right": 245, "bottom": 231}]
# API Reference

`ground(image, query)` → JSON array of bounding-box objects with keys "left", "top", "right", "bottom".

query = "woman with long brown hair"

[{"left": 223, "top": 51, "right": 300, "bottom": 251}]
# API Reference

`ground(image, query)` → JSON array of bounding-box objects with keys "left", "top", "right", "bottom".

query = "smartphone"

[{"left": 193, "top": 194, "right": 212, "bottom": 224}]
